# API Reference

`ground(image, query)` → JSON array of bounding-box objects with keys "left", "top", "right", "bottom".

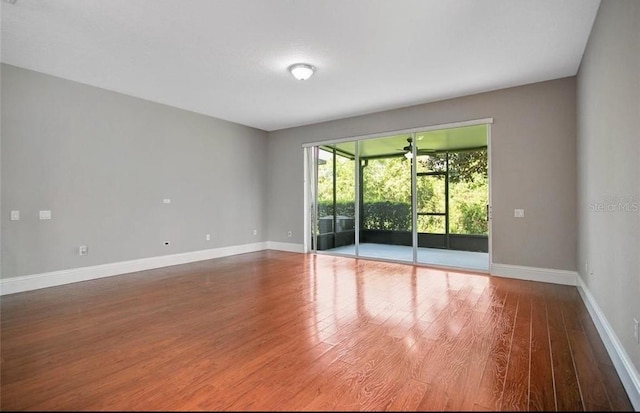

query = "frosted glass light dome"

[{"left": 288, "top": 63, "right": 315, "bottom": 80}]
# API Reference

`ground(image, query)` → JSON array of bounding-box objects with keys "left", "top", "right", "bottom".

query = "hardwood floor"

[{"left": 0, "top": 250, "right": 633, "bottom": 411}]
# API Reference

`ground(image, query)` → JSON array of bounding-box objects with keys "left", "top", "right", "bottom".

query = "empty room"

[{"left": 1, "top": 0, "right": 638, "bottom": 411}]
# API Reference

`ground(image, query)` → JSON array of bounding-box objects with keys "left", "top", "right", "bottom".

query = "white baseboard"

[
  {"left": 490, "top": 263, "right": 577, "bottom": 285},
  {"left": 0, "top": 242, "right": 268, "bottom": 296},
  {"left": 576, "top": 276, "right": 640, "bottom": 410},
  {"left": 2, "top": 254, "right": 577, "bottom": 295},
  {"left": 266, "top": 241, "right": 305, "bottom": 253}
]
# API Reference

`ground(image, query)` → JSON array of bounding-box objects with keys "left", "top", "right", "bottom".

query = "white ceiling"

[{"left": 1, "top": 0, "right": 600, "bottom": 132}]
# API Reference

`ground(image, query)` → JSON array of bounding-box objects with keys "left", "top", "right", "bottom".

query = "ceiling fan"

[
  {"left": 398, "top": 137, "right": 413, "bottom": 159},
  {"left": 397, "top": 137, "right": 437, "bottom": 159}
]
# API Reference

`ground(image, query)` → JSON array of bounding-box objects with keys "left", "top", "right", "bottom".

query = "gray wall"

[
  {"left": 1, "top": 64, "right": 268, "bottom": 278},
  {"left": 268, "top": 77, "right": 577, "bottom": 271},
  {"left": 577, "top": 0, "right": 640, "bottom": 372}
]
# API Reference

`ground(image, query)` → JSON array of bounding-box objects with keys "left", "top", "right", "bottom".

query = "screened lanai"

[{"left": 310, "top": 123, "right": 490, "bottom": 272}]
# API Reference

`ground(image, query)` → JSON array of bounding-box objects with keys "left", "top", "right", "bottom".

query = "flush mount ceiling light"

[{"left": 288, "top": 63, "right": 315, "bottom": 81}]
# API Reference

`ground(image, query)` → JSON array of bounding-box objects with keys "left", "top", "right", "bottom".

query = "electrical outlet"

[
  {"left": 634, "top": 318, "right": 639, "bottom": 344},
  {"left": 514, "top": 209, "right": 525, "bottom": 218},
  {"left": 10, "top": 210, "right": 20, "bottom": 221},
  {"left": 206, "top": 234, "right": 211, "bottom": 241},
  {"left": 253, "top": 229, "right": 257, "bottom": 236},
  {"left": 78, "top": 245, "right": 88, "bottom": 256}
]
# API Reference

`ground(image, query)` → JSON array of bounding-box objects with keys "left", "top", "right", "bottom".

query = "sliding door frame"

[{"left": 303, "top": 118, "right": 493, "bottom": 271}]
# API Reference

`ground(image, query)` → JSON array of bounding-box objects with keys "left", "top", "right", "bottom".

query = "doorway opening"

[{"left": 306, "top": 120, "right": 491, "bottom": 272}]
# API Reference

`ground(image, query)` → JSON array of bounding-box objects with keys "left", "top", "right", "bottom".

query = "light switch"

[
  {"left": 11, "top": 211, "right": 20, "bottom": 221},
  {"left": 514, "top": 209, "right": 525, "bottom": 218},
  {"left": 39, "top": 210, "right": 52, "bottom": 220},
  {"left": 163, "top": 198, "right": 171, "bottom": 204}
]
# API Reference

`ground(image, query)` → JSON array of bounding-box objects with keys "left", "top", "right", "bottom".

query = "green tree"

[
  {"left": 316, "top": 147, "right": 487, "bottom": 235},
  {"left": 449, "top": 172, "right": 488, "bottom": 235},
  {"left": 422, "top": 149, "right": 487, "bottom": 183}
]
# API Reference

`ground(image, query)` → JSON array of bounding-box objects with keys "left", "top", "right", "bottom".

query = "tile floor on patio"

[{"left": 324, "top": 242, "right": 489, "bottom": 272}]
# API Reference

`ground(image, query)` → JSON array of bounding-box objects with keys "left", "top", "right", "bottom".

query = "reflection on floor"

[{"left": 325, "top": 242, "right": 489, "bottom": 272}]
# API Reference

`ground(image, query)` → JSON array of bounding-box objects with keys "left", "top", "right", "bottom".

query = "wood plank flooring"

[{"left": 0, "top": 250, "right": 633, "bottom": 411}]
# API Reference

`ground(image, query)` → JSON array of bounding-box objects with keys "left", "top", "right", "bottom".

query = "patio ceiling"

[{"left": 326, "top": 124, "right": 488, "bottom": 159}]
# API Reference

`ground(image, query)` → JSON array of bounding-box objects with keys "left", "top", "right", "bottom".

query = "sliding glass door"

[
  {"left": 357, "top": 135, "right": 413, "bottom": 262},
  {"left": 313, "top": 143, "right": 356, "bottom": 255},
  {"left": 307, "top": 122, "right": 490, "bottom": 272}
]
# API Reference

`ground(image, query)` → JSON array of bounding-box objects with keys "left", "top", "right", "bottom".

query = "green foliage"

[
  {"left": 317, "top": 150, "right": 356, "bottom": 204},
  {"left": 457, "top": 202, "right": 488, "bottom": 234},
  {"left": 317, "top": 202, "right": 355, "bottom": 218},
  {"left": 362, "top": 157, "right": 411, "bottom": 203},
  {"left": 316, "top": 148, "right": 488, "bottom": 236},
  {"left": 363, "top": 202, "right": 411, "bottom": 230},
  {"left": 317, "top": 201, "right": 410, "bottom": 231},
  {"left": 422, "top": 149, "right": 487, "bottom": 183},
  {"left": 449, "top": 172, "right": 488, "bottom": 235}
]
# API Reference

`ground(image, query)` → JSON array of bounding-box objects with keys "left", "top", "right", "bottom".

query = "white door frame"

[{"left": 303, "top": 118, "right": 494, "bottom": 271}]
